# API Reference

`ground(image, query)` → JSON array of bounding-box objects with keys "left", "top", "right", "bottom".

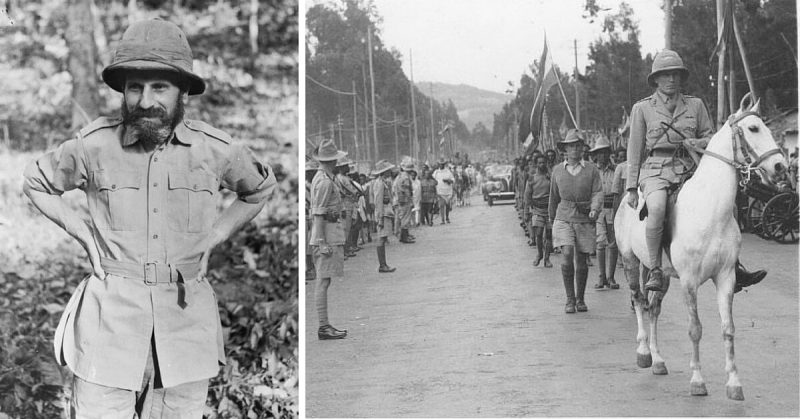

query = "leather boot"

[
  {"left": 576, "top": 265, "right": 589, "bottom": 312},
  {"left": 734, "top": 261, "right": 766, "bottom": 293},
  {"left": 561, "top": 265, "right": 576, "bottom": 313},
  {"left": 645, "top": 267, "right": 664, "bottom": 292},
  {"left": 400, "top": 229, "right": 415, "bottom": 243},
  {"left": 377, "top": 245, "right": 395, "bottom": 273}
]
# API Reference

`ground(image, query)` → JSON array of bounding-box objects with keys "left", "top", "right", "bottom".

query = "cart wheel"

[
  {"left": 746, "top": 199, "right": 768, "bottom": 239},
  {"left": 762, "top": 193, "right": 799, "bottom": 244}
]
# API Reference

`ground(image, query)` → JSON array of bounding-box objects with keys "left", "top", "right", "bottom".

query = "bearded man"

[{"left": 23, "top": 20, "right": 275, "bottom": 417}]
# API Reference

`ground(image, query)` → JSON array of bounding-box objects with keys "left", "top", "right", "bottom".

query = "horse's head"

[{"left": 730, "top": 93, "right": 788, "bottom": 185}]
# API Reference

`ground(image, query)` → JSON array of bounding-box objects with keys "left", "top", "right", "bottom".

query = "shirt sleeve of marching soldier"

[
  {"left": 23, "top": 138, "right": 88, "bottom": 195},
  {"left": 548, "top": 170, "right": 560, "bottom": 222},
  {"left": 373, "top": 180, "right": 384, "bottom": 218},
  {"left": 590, "top": 166, "right": 604, "bottom": 213},
  {"left": 626, "top": 102, "right": 647, "bottom": 191},
  {"left": 220, "top": 144, "right": 277, "bottom": 203}
]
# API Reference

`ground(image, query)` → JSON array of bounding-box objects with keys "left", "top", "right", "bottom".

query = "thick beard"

[{"left": 121, "top": 99, "right": 184, "bottom": 147}]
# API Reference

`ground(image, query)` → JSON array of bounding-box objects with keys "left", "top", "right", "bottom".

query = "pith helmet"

[
  {"left": 371, "top": 160, "right": 395, "bottom": 176},
  {"left": 336, "top": 156, "right": 353, "bottom": 167},
  {"left": 400, "top": 156, "right": 417, "bottom": 172},
  {"left": 558, "top": 129, "right": 585, "bottom": 149},
  {"left": 305, "top": 159, "right": 320, "bottom": 171},
  {"left": 312, "top": 138, "right": 347, "bottom": 162},
  {"left": 589, "top": 135, "right": 612, "bottom": 153},
  {"left": 102, "top": 19, "right": 206, "bottom": 95},
  {"left": 647, "top": 49, "right": 689, "bottom": 88}
]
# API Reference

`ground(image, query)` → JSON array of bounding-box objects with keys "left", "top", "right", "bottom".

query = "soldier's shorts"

[
  {"left": 531, "top": 206, "right": 550, "bottom": 228},
  {"left": 553, "top": 219, "right": 596, "bottom": 254},
  {"left": 313, "top": 245, "right": 344, "bottom": 279},
  {"left": 378, "top": 216, "right": 394, "bottom": 238}
]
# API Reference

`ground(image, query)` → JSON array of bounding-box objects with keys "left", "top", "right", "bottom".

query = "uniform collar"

[
  {"left": 121, "top": 119, "right": 193, "bottom": 147},
  {"left": 652, "top": 91, "right": 688, "bottom": 119},
  {"left": 563, "top": 159, "right": 586, "bottom": 169}
]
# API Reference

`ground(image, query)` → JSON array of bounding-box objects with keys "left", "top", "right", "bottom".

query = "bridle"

[{"left": 662, "top": 110, "right": 783, "bottom": 187}]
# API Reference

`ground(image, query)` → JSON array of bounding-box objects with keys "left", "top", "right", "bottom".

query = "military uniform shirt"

[
  {"left": 23, "top": 116, "right": 275, "bottom": 391},
  {"left": 309, "top": 169, "right": 345, "bottom": 245},
  {"left": 626, "top": 91, "right": 714, "bottom": 190}
]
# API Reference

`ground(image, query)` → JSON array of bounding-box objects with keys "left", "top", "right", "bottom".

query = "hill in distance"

[{"left": 417, "top": 81, "right": 512, "bottom": 131}]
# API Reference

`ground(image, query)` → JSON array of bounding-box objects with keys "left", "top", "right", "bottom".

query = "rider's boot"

[
  {"left": 561, "top": 265, "right": 576, "bottom": 313},
  {"left": 576, "top": 264, "right": 589, "bottom": 312},
  {"left": 734, "top": 261, "right": 767, "bottom": 293},
  {"left": 645, "top": 217, "right": 664, "bottom": 292}
]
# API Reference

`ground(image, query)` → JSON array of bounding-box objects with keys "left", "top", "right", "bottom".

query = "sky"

[{"left": 356, "top": 0, "right": 667, "bottom": 94}]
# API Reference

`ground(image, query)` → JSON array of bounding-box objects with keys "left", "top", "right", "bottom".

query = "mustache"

[{"left": 123, "top": 106, "right": 169, "bottom": 123}]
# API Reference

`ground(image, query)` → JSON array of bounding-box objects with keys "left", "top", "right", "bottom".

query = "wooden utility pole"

[
  {"left": 409, "top": 50, "right": 419, "bottom": 163},
  {"left": 367, "top": 27, "right": 379, "bottom": 160},
  {"left": 664, "top": 0, "right": 673, "bottom": 49},
  {"left": 729, "top": 34, "right": 736, "bottom": 114},
  {"left": 394, "top": 111, "right": 400, "bottom": 163},
  {"left": 361, "top": 64, "right": 371, "bottom": 161},
  {"left": 352, "top": 81, "right": 359, "bottom": 162},
  {"left": 731, "top": 8, "right": 757, "bottom": 101},
  {"left": 429, "top": 84, "right": 435, "bottom": 163},
  {"left": 573, "top": 39, "right": 581, "bottom": 130},
  {"left": 336, "top": 115, "right": 343, "bottom": 150}
]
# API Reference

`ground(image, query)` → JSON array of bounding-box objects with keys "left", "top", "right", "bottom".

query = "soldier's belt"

[
  {"left": 322, "top": 211, "right": 345, "bottom": 222},
  {"left": 560, "top": 199, "right": 591, "bottom": 214},
  {"left": 100, "top": 258, "right": 201, "bottom": 285}
]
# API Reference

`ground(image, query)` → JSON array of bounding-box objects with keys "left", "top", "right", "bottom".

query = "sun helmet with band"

[
  {"left": 647, "top": 49, "right": 689, "bottom": 88},
  {"left": 102, "top": 19, "right": 205, "bottom": 95}
]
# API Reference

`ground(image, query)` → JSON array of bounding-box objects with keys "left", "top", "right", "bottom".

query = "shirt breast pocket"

[
  {"left": 167, "top": 171, "right": 218, "bottom": 233},
  {"left": 93, "top": 170, "right": 145, "bottom": 231}
]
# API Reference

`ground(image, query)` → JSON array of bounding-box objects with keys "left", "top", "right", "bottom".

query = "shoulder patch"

[
  {"left": 184, "top": 120, "right": 232, "bottom": 144},
  {"left": 79, "top": 116, "right": 122, "bottom": 138}
]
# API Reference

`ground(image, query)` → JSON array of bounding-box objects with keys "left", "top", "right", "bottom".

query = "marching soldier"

[
  {"left": 524, "top": 154, "right": 553, "bottom": 268},
  {"left": 550, "top": 129, "right": 603, "bottom": 313},
  {"left": 310, "top": 139, "right": 349, "bottom": 340},
  {"left": 393, "top": 157, "right": 417, "bottom": 243},
  {"left": 590, "top": 136, "right": 620, "bottom": 289},
  {"left": 626, "top": 49, "right": 766, "bottom": 293},
  {"left": 372, "top": 160, "right": 397, "bottom": 273}
]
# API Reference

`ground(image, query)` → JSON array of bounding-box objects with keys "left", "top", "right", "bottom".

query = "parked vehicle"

[{"left": 481, "top": 164, "right": 515, "bottom": 206}]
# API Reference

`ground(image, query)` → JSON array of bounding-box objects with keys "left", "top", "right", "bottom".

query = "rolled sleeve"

[
  {"left": 311, "top": 178, "right": 333, "bottom": 216},
  {"left": 221, "top": 144, "right": 276, "bottom": 204},
  {"left": 23, "top": 139, "right": 86, "bottom": 195}
]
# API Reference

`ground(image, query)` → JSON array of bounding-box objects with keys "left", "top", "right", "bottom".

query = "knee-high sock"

[
  {"left": 576, "top": 265, "right": 589, "bottom": 301},
  {"left": 315, "top": 278, "right": 330, "bottom": 327},
  {"left": 607, "top": 245, "right": 618, "bottom": 279},
  {"left": 597, "top": 246, "right": 607, "bottom": 280},
  {"left": 561, "top": 264, "right": 575, "bottom": 301}
]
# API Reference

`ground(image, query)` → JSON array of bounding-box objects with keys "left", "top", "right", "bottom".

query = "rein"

[{"left": 665, "top": 111, "right": 782, "bottom": 187}]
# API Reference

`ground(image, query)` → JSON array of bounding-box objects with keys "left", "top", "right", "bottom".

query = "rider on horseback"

[{"left": 626, "top": 49, "right": 767, "bottom": 293}]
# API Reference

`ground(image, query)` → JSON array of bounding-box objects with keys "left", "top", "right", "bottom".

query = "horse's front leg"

[
  {"left": 716, "top": 268, "right": 744, "bottom": 400},
  {"left": 648, "top": 273, "right": 671, "bottom": 375},
  {"left": 624, "top": 258, "right": 651, "bottom": 368},
  {"left": 681, "top": 280, "right": 707, "bottom": 396}
]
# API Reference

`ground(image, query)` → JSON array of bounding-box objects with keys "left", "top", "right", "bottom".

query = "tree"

[{"left": 66, "top": 0, "right": 101, "bottom": 130}]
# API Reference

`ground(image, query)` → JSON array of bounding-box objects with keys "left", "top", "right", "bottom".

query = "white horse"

[{"left": 615, "top": 96, "right": 787, "bottom": 400}]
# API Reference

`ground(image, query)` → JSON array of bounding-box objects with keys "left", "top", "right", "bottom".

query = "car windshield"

[{"left": 485, "top": 164, "right": 513, "bottom": 178}]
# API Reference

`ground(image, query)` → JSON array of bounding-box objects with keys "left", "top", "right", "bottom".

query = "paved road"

[{"left": 304, "top": 196, "right": 799, "bottom": 417}]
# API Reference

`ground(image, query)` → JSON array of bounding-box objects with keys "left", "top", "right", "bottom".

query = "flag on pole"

[
  {"left": 520, "top": 34, "right": 560, "bottom": 146},
  {"left": 617, "top": 107, "right": 630, "bottom": 136}
]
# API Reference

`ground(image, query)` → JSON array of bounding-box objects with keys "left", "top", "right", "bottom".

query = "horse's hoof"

[
  {"left": 637, "top": 353, "right": 652, "bottom": 368},
  {"left": 726, "top": 385, "right": 744, "bottom": 401},
  {"left": 691, "top": 382, "right": 708, "bottom": 396},
  {"left": 652, "top": 362, "right": 668, "bottom": 375}
]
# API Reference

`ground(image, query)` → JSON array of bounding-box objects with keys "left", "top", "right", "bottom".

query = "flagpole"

[{"left": 555, "top": 73, "right": 579, "bottom": 130}]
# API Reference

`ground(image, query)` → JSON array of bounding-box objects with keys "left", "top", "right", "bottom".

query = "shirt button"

[
  {"left": 153, "top": 182, "right": 158, "bottom": 187},
  {"left": 153, "top": 208, "right": 158, "bottom": 213},
  {"left": 193, "top": 184, "right": 198, "bottom": 189},
  {"left": 111, "top": 184, "right": 116, "bottom": 189},
  {"left": 153, "top": 157, "right": 158, "bottom": 162},
  {"left": 153, "top": 234, "right": 158, "bottom": 239}
]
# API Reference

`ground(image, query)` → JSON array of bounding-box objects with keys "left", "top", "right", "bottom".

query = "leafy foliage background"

[{"left": 0, "top": 0, "right": 298, "bottom": 417}]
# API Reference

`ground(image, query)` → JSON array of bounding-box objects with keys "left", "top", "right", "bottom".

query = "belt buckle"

[{"left": 144, "top": 262, "right": 159, "bottom": 285}]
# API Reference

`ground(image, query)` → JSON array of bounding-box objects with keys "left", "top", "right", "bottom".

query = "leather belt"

[{"left": 100, "top": 258, "right": 201, "bottom": 285}]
